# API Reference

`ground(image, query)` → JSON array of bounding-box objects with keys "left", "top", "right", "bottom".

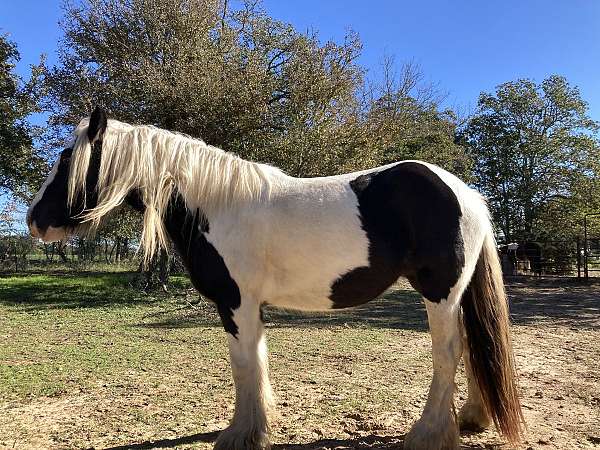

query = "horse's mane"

[{"left": 67, "top": 118, "right": 276, "bottom": 263}]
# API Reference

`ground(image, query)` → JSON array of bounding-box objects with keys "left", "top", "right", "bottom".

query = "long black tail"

[{"left": 462, "top": 233, "right": 525, "bottom": 444}]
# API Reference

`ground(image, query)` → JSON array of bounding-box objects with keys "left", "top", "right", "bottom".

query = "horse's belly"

[
  {"left": 260, "top": 232, "right": 373, "bottom": 310},
  {"left": 261, "top": 214, "right": 372, "bottom": 310},
  {"left": 262, "top": 258, "right": 401, "bottom": 311},
  {"left": 204, "top": 178, "right": 381, "bottom": 311}
]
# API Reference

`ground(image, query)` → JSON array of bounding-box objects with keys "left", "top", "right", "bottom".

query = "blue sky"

[
  {"left": 2, "top": 0, "right": 600, "bottom": 120},
  {"left": 2, "top": 1, "right": 599, "bottom": 225}
]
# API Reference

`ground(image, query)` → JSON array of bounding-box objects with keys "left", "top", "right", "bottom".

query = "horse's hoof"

[
  {"left": 458, "top": 402, "right": 492, "bottom": 433},
  {"left": 404, "top": 417, "right": 459, "bottom": 450},
  {"left": 214, "top": 425, "right": 271, "bottom": 450}
]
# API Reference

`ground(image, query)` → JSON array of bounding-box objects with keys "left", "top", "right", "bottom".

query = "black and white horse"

[{"left": 27, "top": 107, "right": 523, "bottom": 450}]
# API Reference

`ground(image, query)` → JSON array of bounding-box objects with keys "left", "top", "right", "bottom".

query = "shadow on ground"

[
  {"left": 265, "top": 289, "right": 427, "bottom": 330},
  {"left": 138, "top": 289, "right": 429, "bottom": 332},
  {"left": 103, "top": 431, "right": 220, "bottom": 450},
  {"left": 140, "top": 278, "right": 600, "bottom": 331},
  {"left": 0, "top": 271, "right": 154, "bottom": 310},
  {"left": 2, "top": 271, "right": 598, "bottom": 330},
  {"left": 506, "top": 278, "right": 600, "bottom": 329},
  {"left": 102, "top": 429, "right": 494, "bottom": 450}
]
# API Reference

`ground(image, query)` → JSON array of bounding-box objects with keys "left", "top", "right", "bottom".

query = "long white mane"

[{"left": 67, "top": 118, "right": 276, "bottom": 263}]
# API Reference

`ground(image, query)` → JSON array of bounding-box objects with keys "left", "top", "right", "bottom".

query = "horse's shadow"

[
  {"left": 102, "top": 431, "right": 404, "bottom": 449},
  {"left": 102, "top": 431, "right": 219, "bottom": 450},
  {"left": 103, "top": 430, "right": 488, "bottom": 449}
]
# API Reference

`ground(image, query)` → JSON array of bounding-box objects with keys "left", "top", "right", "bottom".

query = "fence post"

[
  {"left": 576, "top": 237, "right": 581, "bottom": 279},
  {"left": 584, "top": 215, "right": 589, "bottom": 280}
]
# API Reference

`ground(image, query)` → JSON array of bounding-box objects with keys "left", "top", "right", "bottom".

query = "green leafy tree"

[
  {"left": 40, "top": 0, "right": 472, "bottom": 280},
  {"left": 43, "top": 0, "right": 365, "bottom": 176},
  {"left": 43, "top": 0, "right": 467, "bottom": 178},
  {"left": 0, "top": 34, "right": 46, "bottom": 200},
  {"left": 460, "top": 75, "right": 600, "bottom": 241},
  {"left": 364, "top": 59, "right": 471, "bottom": 178}
]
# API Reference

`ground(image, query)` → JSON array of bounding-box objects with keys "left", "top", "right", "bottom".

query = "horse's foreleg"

[
  {"left": 215, "top": 299, "right": 273, "bottom": 450},
  {"left": 405, "top": 289, "right": 464, "bottom": 450}
]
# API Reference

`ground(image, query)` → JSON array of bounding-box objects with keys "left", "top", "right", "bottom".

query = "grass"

[
  {"left": 0, "top": 271, "right": 428, "bottom": 449},
  {"left": 3, "top": 272, "right": 597, "bottom": 449},
  {"left": 0, "top": 271, "right": 424, "bottom": 402}
]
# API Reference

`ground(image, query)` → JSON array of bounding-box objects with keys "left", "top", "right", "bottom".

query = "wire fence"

[
  {"left": 3, "top": 233, "right": 600, "bottom": 280},
  {"left": 0, "top": 235, "right": 139, "bottom": 272},
  {"left": 499, "top": 238, "right": 600, "bottom": 279}
]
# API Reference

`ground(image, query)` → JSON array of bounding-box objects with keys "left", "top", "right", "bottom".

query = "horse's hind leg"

[
  {"left": 404, "top": 284, "right": 466, "bottom": 450},
  {"left": 215, "top": 298, "right": 273, "bottom": 450},
  {"left": 458, "top": 334, "right": 492, "bottom": 432}
]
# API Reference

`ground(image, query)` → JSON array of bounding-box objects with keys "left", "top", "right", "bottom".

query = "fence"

[
  {"left": 499, "top": 236, "right": 600, "bottom": 280},
  {"left": 583, "top": 213, "right": 600, "bottom": 279},
  {"left": 0, "top": 235, "right": 138, "bottom": 272},
  {"left": 3, "top": 231, "right": 600, "bottom": 280}
]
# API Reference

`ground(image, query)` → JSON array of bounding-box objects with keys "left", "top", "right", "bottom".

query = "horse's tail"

[{"left": 461, "top": 231, "right": 524, "bottom": 444}]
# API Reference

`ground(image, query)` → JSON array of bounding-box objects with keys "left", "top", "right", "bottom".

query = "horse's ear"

[{"left": 88, "top": 106, "right": 107, "bottom": 144}]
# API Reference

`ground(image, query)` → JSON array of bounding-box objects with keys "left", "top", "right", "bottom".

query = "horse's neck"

[{"left": 124, "top": 188, "right": 202, "bottom": 261}]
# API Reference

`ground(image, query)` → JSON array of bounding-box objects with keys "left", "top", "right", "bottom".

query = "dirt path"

[{"left": 0, "top": 278, "right": 598, "bottom": 449}]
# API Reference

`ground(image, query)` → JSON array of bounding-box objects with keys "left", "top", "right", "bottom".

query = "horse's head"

[{"left": 27, "top": 106, "right": 107, "bottom": 242}]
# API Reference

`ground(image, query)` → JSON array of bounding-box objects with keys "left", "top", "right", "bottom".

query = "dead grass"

[{"left": 0, "top": 274, "right": 598, "bottom": 449}]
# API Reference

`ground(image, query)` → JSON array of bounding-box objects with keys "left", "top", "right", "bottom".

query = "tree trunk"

[
  {"left": 56, "top": 241, "right": 69, "bottom": 263},
  {"left": 138, "top": 248, "right": 171, "bottom": 292}
]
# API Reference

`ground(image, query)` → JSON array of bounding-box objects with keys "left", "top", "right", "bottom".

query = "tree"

[
  {"left": 43, "top": 0, "right": 467, "bottom": 177},
  {"left": 43, "top": 0, "right": 363, "bottom": 176},
  {"left": 0, "top": 200, "right": 34, "bottom": 271},
  {"left": 40, "top": 0, "right": 472, "bottom": 282},
  {"left": 0, "top": 34, "right": 46, "bottom": 200},
  {"left": 364, "top": 58, "right": 472, "bottom": 179},
  {"left": 460, "top": 75, "right": 600, "bottom": 241}
]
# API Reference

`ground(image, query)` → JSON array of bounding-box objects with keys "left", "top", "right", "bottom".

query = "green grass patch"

[
  {"left": 0, "top": 272, "right": 423, "bottom": 404},
  {"left": 0, "top": 272, "right": 217, "bottom": 401},
  {"left": 0, "top": 271, "right": 427, "bottom": 448}
]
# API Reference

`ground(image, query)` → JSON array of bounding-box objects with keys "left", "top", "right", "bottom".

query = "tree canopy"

[
  {"left": 2, "top": 1, "right": 599, "bottom": 252},
  {"left": 0, "top": 34, "right": 45, "bottom": 200},
  {"left": 460, "top": 75, "right": 600, "bottom": 241},
  {"left": 42, "top": 0, "right": 468, "bottom": 178}
]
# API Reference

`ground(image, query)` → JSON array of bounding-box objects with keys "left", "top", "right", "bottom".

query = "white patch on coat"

[
  {"left": 216, "top": 299, "right": 272, "bottom": 449},
  {"left": 204, "top": 160, "right": 491, "bottom": 313},
  {"left": 405, "top": 291, "right": 463, "bottom": 449},
  {"left": 203, "top": 172, "right": 371, "bottom": 311}
]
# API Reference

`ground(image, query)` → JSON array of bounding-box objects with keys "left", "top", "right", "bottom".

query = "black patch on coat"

[
  {"left": 88, "top": 106, "right": 108, "bottom": 143},
  {"left": 330, "top": 162, "right": 465, "bottom": 306},
  {"left": 127, "top": 192, "right": 241, "bottom": 336},
  {"left": 27, "top": 146, "right": 101, "bottom": 233},
  {"left": 29, "top": 107, "right": 106, "bottom": 233}
]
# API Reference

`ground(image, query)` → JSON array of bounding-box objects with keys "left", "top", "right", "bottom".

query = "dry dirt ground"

[{"left": 0, "top": 276, "right": 599, "bottom": 449}]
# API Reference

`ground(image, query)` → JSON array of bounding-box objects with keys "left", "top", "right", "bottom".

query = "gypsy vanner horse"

[{"left": 27, "top": 108, "right": 523, "bottom": 450}]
